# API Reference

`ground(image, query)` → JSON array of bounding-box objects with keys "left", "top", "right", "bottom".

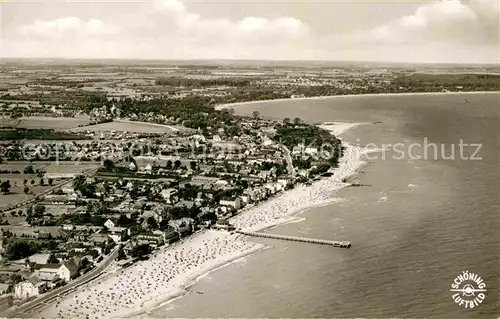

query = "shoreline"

[
  {"left": 34, "top": 122, "right": 375, "bottom": 319},
  {"left": 215, "top": 90, "right": 500, "bottom": 110}
]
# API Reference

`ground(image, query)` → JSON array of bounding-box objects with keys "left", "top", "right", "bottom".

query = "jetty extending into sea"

[{"left": 236, "top": 230, "right": 351, "bottom": 248}]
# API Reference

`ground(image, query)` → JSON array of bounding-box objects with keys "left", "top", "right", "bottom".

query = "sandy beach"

[
  {"left": 36, "top": 122, "right": 378, "bottom": 319},
  {"left": 215, "top": 90, "right": 500, "bottom": 111}
]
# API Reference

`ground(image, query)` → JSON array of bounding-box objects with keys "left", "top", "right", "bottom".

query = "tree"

[
  {"left": 116, "top": 245, "right": 127, "bottom": 261},
  {"left": 166, "top": 160, "right": 173, "bottom": 170},
  {"left": 23, "top": 165, "right": 34, "bottom": 174},
  {"left": 283, "top": 118, "right": 291, "bottom": 125},
  {"left": 252, "top": 111, "right": 260, "bottom": 119},
  {"left": 10, "top": 112, "right": 22, "bottom": 119},
  {"left": 78, "top": 257, "right": 90, "bottom": 271},
  {"left": 23, "top": 186, "right": 29, "bottom": 194},
  {"left": 146, "top": 216, "right": 158, "bottom": 229},
  {"left": 5, "top": 240, "right": 38, "bottom": 260},
  {"left": 174, "top": 160, "right": 181, "bottom": 170},
  {"left": 293, "top": 117, "right": 302, "bottom": 125},
  {"left": 88, "top": 249, "right": 100, "bottom": 259},
  {"left": 116, "top": 215, "right": 134, "bottom": 227},
  {"left": 46, "top": 240, "right": 58, "bottom": 251},
  {"left": 48, "top": 178, "right": 53, "bottom": 186},
  {"left": 23, "top": 179, "right": 27, "bottom": 185},
  {"left": 34, "top": 204, "right": 45, "bottom": 217},
  {"left": 47, "top": 253, "right": 59, "bottom": 264},
  {"left": 1, "top": 181, "right": 11, "bottom": 194},
  {"left": 103, "top": 159, "right": 115, "bottom": 172},
  {"left": 189, "top": 161, "right": 197, "bottom": 171},
  {"left": 73, "top": 175, "right": 85, "bottom": 187},
  {"left": 159, "top": 218, "right": 170, "bottom": 230},
  {"left": 9, "top": 274, "right": 23, "bottom": 285},
  {"left": 39, "top": 178, "right": 45, "bottom": 186}
]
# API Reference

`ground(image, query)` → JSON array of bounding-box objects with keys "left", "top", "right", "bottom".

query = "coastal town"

[
  {"left": 0, "top": 60, "right": 499, "bottom": 317},
  {"left": 0, "top": 62, "right": 352, "bottom": 316},
  {"left": 2, "top": 0, "right": 500, "bottom": 316}
]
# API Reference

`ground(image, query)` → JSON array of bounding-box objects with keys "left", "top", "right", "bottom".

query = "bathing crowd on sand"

[{"left": 38, "top": 127, "right": 374, "bottom": 319}]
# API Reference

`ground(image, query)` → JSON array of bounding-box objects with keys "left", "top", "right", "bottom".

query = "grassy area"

[
  {"left": 0, "top": 162, "right": 97, "bottom": 173},
  {"left": 0, "top": 225, "right": 62, "bottom": 237},
  {"left": 0, "top": 116, "right": 90, "bottom": 130},
  {"left": 0, "top": 128, "right": 86, "bottom": 140},
  {"left": 71, "top": 120, "right": 176, "bottom": 133},
  {"left": 0, "top": 162, "right": 98, "bottom": 209}
]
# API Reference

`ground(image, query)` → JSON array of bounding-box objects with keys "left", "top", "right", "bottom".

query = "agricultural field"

[
  {"left": 0, "top": 161, "right": 98, "bottom": 174},
  {"left": 71, "top": 119, "right": 178, "bottom": 133},
  {"left": 0, "top": 116, "right": 91, "bottom": 130},
  {"left": 0, "top": 225, "right": 62, "bottom": 237},
  {"left": 0, "top": 161, "right": 99, "bottom": 209}
]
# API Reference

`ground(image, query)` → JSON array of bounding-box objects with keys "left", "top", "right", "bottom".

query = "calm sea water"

[{"left": 151, "top": 93, "right": 500, "bottom": 318}]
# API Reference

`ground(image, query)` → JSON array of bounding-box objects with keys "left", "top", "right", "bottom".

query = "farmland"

[
  {"left": 0, "top": 161, "right": 99, "bottom": 209},
  {"left": 70, "top": 119, "right": 178, "bottom": 133},
  {"left": 0, "top": 116, "right": 90, "bottom": 130}
]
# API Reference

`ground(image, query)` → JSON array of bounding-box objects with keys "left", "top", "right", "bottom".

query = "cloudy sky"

[{"left": 1, "top": 0, "right": 499, "bottom": 63}]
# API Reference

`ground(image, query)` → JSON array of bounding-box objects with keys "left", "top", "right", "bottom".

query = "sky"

[{"left": 1, "top": 0, "right": 499, "bottom": 63}]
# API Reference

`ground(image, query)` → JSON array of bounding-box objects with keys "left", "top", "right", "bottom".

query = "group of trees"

[
  {"left": 73, "top": 175, "right": 97, "bottom": 198},
  {"left": 388, "top": 73, "right": 500, "bottom": 92},
  {"left": 282, "top": 117, "right": 302, "bottom": 125},
  {"left": 4, "top": 240, "right": 40, "bottom": 260},
  {"left": 0, "top": 128, "right": 85, "bottom": 141},
  {"left": 155, "top": 77, "right": 252, "bottom": 88},
  {"left": 59, "top": 211, "right": 105, "bottom": 227},
  {"left": 275, "top": 124, "right": 342, "bottom": 166},
  {"left": 0, "top": 180, "right": 11, "bottom": 194},
  {"left": 25, "top": 204, "right": 50, "bottom": 225}
]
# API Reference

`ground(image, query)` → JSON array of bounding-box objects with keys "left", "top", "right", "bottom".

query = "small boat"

[{"left": 196, "top": 291, "right": 204, "bottom": 294}]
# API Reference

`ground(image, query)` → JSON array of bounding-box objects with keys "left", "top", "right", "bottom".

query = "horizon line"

[{"left": 1, "top": 57, "right": 499, "bottom": 66}]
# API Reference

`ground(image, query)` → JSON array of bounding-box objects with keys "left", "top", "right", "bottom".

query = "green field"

[
  {"left": 0, "top": 116, "right": 91, "bottom": 130},
  {"left": 0, "top": 161, "right": 99, "bottom": 209},
  {"left": 71, "top": 119, "right": 177, "bottom": 133}
]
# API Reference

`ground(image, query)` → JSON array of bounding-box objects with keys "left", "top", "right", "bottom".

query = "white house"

[
  {"left": 125, "top": 181, "right": 134, "bottom": 191},
  {"left": 305, "top": 147, "right": 318, "bottom": 156},
  {"left": 292, "top": 144, "right": 305, "bottom": 156},
  {"left": 219, "top": 197, "right": 242, "bottom": 210},
  {"left": 262, "top": 136, "right": 274, "bottom": 146},
  {"left": 161, "top": 188, "right": 178, "bottom": 203},
  {"left": 108, "top": 226, "right": 130, "bottom": 243},
  {"left": 35, "top": 264, "right": 61, "bottom": 278},
  {"left": 140, "top": 164, "right": 152, "bottom": 174},
  {"left": 37, "top": 272, "right": 62, "bottom": 289},
  {"left": 129, "top": 162, "right": 137, "bottom": 171},
  {"left": 58, "top": 260, "right": 79, "bottom": 282},
  {"left": 62, "top": 224, "right": 75, "bottom": 231},
  {"left": 239, "top": 195, "right": 250, "bottom": 205},
  {"left": 277, "top": 178, "right": 291, "bottom": 189},
  {"left": 14, "top": 277, "right": 46, "bottom": 300},
  {"left": 104, "top": 219, "right": 115, "bottom": 229}
]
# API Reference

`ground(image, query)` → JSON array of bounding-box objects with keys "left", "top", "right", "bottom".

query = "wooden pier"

[{"left": 236, "top": 230, "right": 351, "bottom": 248}]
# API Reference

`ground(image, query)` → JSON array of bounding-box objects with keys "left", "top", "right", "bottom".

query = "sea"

[{"left": 150, "top": 93, "right": 499, "bottom": 318}]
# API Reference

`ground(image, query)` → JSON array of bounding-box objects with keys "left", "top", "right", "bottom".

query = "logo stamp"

[{"left": 450, "top": 270, "right": 487, "bottom": 309}]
